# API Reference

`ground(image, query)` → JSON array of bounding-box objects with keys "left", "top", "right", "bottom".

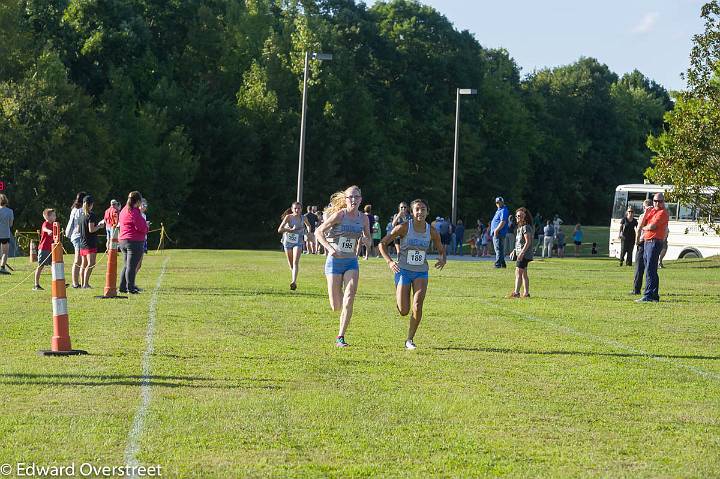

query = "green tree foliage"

[
  {"left": 0, "top": 50, "right": 111, "bottom": 227},
  {"left": 0, "top": 0, "right": 673, "bottom": 246},
  {"left": 524, "top": 58, "right": 669, "bottom": 223},
  {"left": 648, "top": 1, "right": 720, "bottom": 230}
]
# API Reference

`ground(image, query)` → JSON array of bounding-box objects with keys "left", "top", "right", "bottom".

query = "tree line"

[
  {"left": 0, "top": 0, "right": 674, "bottom": 247},
  {"left": 647, "top": 1, "right": 719, "bottom": 231}
]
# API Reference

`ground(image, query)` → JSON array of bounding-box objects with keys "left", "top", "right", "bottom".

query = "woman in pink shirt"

[{"left": 118, "top": 191, "right": 148, "bottom": 294}]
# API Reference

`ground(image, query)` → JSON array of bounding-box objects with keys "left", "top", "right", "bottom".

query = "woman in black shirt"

[
  {"left": 79, "top": 195, "right": 104, "bottom": 288},
  {"left": 619, "top": 208, "right": 638, "bottom": 266}
]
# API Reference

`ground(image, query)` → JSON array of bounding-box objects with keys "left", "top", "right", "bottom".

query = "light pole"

[
  {"left": 451, "top": 88, "right": 477, "bottom": 225},
  {"left": 297, "top": 51, "right": 333, "bottom": 204}
]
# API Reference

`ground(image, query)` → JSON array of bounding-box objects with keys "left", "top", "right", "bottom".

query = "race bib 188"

[
  {"left": 338, "top": 236, "right": 357, "bottom": 253},
  {"left": 407, "top": 249, "right": 426, "bottom": 266}
]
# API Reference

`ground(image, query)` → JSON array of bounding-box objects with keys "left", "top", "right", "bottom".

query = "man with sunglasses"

[{"left": 635, "top": 193, "right": 669, "bottom": 302}]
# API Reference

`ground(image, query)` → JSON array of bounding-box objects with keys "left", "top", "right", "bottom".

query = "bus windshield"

[{"left": 612, "top": 190, "right": 648, "bottom": 219}]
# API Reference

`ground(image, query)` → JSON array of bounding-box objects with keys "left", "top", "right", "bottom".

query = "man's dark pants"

[
  {"left": 493, "top": 234, "right": 506, "bottom": 268},
  {"left": 633, "top": 242, "right": 645, "bottom": 294},
  {"left": 642, "top": 239, "right": 663, "bottom": 301}
]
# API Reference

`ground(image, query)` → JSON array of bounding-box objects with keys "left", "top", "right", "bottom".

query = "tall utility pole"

[{"left": 451, "top": 88, "right": 477, "bottom": 225}]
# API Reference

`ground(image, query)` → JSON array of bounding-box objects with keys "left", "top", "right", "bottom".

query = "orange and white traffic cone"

[
  {"left": 97, "top": 226, "right": 126, "bottom": 299},
  {"left": 29, "top": 239, "right": 38, "bottom": 264},
  {"left": 40, "top": 222, "right": 87, "bottom": 356}
]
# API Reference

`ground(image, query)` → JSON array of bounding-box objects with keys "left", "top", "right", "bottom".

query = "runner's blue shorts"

[
  {"left": 394, "top": 268, "right": 429, "bottom": 286},
  {"left": 325, "top": 256, "right": 359, "bottom": 275},
  {"left": 283, "top": 241, "right": 303, "bottom": 250}
]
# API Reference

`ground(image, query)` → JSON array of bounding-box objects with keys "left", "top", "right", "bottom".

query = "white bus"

[{"left": 610, "top": 184, "right": 720, "bottom": 260}]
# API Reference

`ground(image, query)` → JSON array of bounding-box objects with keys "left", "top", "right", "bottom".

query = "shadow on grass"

[
  {"left": 433, "top": 347, "right": 720, "bottom": 361},
  {"left": 0, "top": 373, "right": 285, "bottom": 390},
  {"left": 168, "top": 286, "right": 327, "bottom": 298},
  {"left": 167, "top": 286, "right": 389, "bottom": 299}
]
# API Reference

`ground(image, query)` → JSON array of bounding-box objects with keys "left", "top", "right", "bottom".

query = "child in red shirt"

[{"left": 33, "top": 208, "right": 56, "bottom": 290}]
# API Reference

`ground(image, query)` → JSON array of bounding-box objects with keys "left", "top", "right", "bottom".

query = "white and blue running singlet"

[
  {"left": 326, "top": 210, "right": 364, "bottom": 259},
  {"left": 282, "top": 215, "right": 305, "bottom": 248},
  {"left": 398, "top": 219, "right": 431, "bottom": 272}
]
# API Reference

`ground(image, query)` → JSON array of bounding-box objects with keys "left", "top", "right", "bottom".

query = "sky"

[{"left": 365, "top": 0, "right": 708, "bottom": 92}]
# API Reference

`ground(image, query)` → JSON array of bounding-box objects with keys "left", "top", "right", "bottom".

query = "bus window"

[
  {"left": 627, "top": 200, "right": 645, "bottom": 216},
  {"left": 665, "top": 202, "right": 678, "bottom": 220},
  {"left": 612, "top": 191, "right": 628, "bottom": 219},
  {"left": 626, "top": 192, "right": 647, "bottom": 217},
  {"left": 678, "top": 204, "right": 697, "bottom": 221}
]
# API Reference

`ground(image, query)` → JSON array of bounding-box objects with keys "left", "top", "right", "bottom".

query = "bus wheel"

[{"left": 680, "top": 249, "right": 702, "bottom": 259}]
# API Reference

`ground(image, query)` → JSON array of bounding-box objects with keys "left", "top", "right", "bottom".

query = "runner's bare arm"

[
  {"left": 362, "top": 213, "right": 373, "bottom": 249},
  {"left": 378, "top": 223, "right": 408, "bottom": 272},
  {"left": 277, "top": 215, "right": 293, "bottom": 234},
  {"left": 315, "top": 211, "right": 342, "bottom": 255}
]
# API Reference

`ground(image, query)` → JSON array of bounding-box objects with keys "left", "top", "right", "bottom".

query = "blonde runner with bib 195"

[
  {"left": 315, "top": 186, "right": 372, "bottom": 348},
  {"left": 278, "top": 201, "right": 312, "bottom": 291},
  {"left": 378, "top": 199, "right": 446, "bottom": 350}
]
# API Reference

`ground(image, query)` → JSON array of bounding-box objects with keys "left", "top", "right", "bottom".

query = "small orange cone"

[
  {"left": 39, "top": 222, "right": 87, "bottom": 356},
  {"left": 97, "top": 225, "right": 127, "bottom": 299}
]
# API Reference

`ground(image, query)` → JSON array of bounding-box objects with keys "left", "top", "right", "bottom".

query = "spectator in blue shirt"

[
  {"left": 573, "top": 223, "right": 584, "bottom": 257},
  {"left": 435, "top": 217, "right": 451, "bottom": 250},
  {"left": 491, "top": 196, "right": 510, "bottom": 268},
  {"left": 542, "top": 220, "right": 555, "bottom": 258}
]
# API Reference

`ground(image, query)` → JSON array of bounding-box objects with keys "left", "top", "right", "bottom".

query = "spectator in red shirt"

[
  {"left": 118, "top": 191, "right": 148, "bottom": 294},
  {"left": 104, "top": 199, "right": 120, "bottom": 250},
  {"left": 33, "top": 208, "right": 56, "bottom": 290},
  {"left": 635, "top": 192, "right": 669, "bottom": 302}
]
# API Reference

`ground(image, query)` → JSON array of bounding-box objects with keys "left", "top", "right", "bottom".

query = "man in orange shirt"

[
  {"left": 635, "top": 192, "right": 669, "bottom": 302},
  {"left": 103, "top": 199, "right": 120, "bottom": 251}
]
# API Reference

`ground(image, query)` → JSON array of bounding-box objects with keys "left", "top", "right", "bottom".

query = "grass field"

[{"left": 1, "top": 244, "right": 719, "bottom": 478}]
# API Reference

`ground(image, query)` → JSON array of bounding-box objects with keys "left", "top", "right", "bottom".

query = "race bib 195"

[
  {"left": 407, "top": 249, "right": 426, "bottom": 266},
  {"left": 338, "top": 236, "right": 357, "bottom": 253}
]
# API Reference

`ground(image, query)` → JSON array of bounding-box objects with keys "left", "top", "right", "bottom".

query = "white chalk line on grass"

[
  {"left": 479, "top": 299, "right": 720, "bottom": 383},
  {"left": 124, "top": 257, "right": 170, "bottom": 477}
]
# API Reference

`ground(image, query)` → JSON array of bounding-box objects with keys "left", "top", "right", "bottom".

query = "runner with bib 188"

[
  {"left": 315, "top": 186, "right": 372, "bottom": 348},
  {"left": 378, "top": 199, "right": 446, "bottom": 350}
]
